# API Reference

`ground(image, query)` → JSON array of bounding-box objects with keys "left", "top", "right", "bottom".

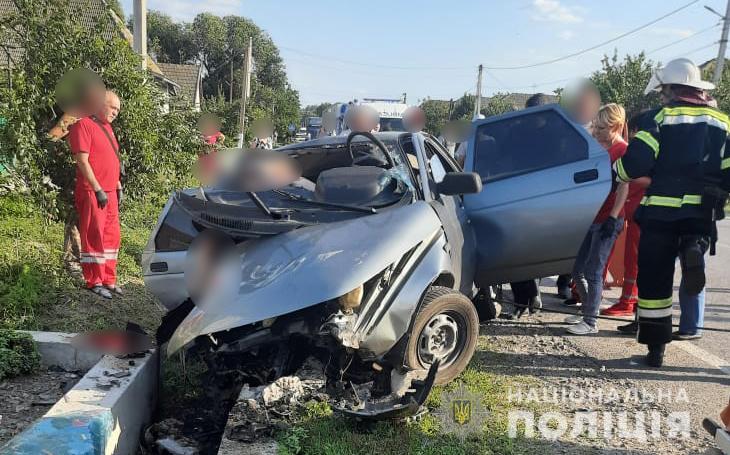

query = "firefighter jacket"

[{"left": 616, "top": 102, "right": 730, "bottom": 221}]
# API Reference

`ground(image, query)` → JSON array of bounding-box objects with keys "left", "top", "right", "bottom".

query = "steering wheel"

[{"left": 347, "top": 131, "right": 396, "bottom": 168}]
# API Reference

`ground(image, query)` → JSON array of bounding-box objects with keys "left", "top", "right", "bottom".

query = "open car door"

[{"left": 463, "top": 105, "right": 610, "bottom": 286}]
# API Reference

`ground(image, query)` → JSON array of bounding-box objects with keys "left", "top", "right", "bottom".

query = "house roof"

[
  {"left": 0, "top": 0, "right": 163, "bottom": 77},
  {"left": 156, "top": 63, "right": 201, "bottom": 100}
]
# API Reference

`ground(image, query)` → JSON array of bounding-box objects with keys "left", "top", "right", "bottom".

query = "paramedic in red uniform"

[{"left": 68, "top": 90, "right": 122, "bottom": 299}]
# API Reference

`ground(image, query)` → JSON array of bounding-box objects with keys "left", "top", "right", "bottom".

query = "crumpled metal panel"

[{"left": 167, "top": 201, "right": 442, "bottom": 354}]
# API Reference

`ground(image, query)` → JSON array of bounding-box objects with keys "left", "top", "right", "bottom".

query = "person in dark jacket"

[{"left": 616, "top": 58, "right": 730, "bottom": 367}]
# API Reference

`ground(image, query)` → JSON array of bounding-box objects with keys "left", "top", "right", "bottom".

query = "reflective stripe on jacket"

[{"left": 615, "top": 102, "right": 730, "bottom": 221}]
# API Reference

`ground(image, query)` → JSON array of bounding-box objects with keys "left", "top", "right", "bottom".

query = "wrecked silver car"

[{"left": 142, "top": 105, "right": 612, "bottom": 417}]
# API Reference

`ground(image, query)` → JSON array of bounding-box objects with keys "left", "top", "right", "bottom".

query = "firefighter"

[
  {"left": 616, "top": 58, "right": 730, "bottom": 367},
  {"left": 68, "top": 90, "right": 123, "bottom": 299}
]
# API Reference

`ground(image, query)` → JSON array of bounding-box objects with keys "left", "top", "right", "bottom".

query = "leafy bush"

[
  {"left": 0, "top": 329, "right": 41, "bottom": 380},
  {"left": 0, "top": 0, "right": 202, "bottom": 220}
]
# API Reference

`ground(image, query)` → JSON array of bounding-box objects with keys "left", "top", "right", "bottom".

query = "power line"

[
  {"left": 279, "top": 46, "right": 466, "bottom": 71},
  {"left": 483, "top": 0, "right": 700, "bottom": 70},
  {"left": 646, "top": 23, "right": 720, "bottom": 55}
]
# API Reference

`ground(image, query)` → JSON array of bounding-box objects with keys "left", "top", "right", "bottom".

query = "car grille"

[{"left": 199, "top": 213, "right": 254, "bottom": 231}]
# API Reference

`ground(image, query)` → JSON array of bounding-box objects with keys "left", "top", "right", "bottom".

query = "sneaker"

[
  {"left": 89, "top": 285, "right": 112, "bottom": 299},
  {"left": 566, "top": 321, "right": 598, "bottom": 335},
  {"left": 562, "top": 298, "right": 580, "bottom": 306},
  {"left": 617, "top": 321, "right": 638, "bottom": 335},
  {"left": 600, "top": 301, "right": 635, "bottom": 317},
  {"left": 104, "top": 284, "right": 124, "bottom": 296},
  {"left": 672, "top": 331, "right": 702, "bottom": 341},
  {"left": 564, "top": 314, "right": 583, "bottom": 324}
]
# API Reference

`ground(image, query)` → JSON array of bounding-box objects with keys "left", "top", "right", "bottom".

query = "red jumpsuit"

[{"left": 68, "top": 117, "right": 121, "bottom": 289}]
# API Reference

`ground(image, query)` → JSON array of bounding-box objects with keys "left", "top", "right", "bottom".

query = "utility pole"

[
  {"left": 229, "top": 54, "right": 234, "bottom": 102},
  {"left": 133, "top": 0, "right": 147, "bottom": 70},
  {"left": 474, "top": 64, "right": 483, "bottom": 119},
  {"left": 708, "top": 1, "right": 730, "bottom": 84},
  {"left": 238, "top": 37, "right": 253, "bottom": 148}
]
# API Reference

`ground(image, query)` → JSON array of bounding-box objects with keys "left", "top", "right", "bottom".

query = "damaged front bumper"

[{"left": 334, "top": 361, "right": 439, "bottom": 420}]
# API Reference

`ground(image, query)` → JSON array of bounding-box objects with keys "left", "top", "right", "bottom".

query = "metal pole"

[
  {"left": 474, "top": 64, "right": 483, "bottom": 118},
  {"left": 238, "top": 37, "right": 253, "bottom": 148},
  {"left": 133, "top": 0, "right": 147, "bottom": 70},
  {"left": 713, "top": 0, "right": 730, "bottom": 84}
]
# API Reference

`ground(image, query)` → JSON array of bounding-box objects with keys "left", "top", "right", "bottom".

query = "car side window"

[{"left": 473, "top": 110, "right": 588, "bottom": 182}]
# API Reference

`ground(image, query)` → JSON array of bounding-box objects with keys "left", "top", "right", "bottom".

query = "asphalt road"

[{"left": 527, "top": 219, "right": 730, "bottom": 451}]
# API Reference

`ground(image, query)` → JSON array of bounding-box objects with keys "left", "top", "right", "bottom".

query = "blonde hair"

[{"left": 594, "top": 103, "right": 627, "bottom": 142}]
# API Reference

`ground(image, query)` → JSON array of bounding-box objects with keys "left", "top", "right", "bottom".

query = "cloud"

[
  {"left": 532, "top": 0, "right": 583, "bottom": 23},
  {"left": 559, "top": 30, "right": 575, "bottom": 40}
]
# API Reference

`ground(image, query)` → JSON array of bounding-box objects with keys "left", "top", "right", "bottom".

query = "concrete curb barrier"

[
  {"left": 0, "top": 344, "right": 158, "bottom": 455},
  {"left": 20, "top": 330, "right": 103, "bottom": 371}
]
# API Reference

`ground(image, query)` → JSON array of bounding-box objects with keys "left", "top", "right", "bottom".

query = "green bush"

[
  {"left": 0, "top": 0, "right": 201, "bottom": 221},
  {"left": 0, "top": 329, "right": 41, "bottom": 380}
]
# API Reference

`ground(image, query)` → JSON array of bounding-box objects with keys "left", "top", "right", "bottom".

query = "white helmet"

[{"left": 644, "top": 58, "right": 715, "bottom": 95}]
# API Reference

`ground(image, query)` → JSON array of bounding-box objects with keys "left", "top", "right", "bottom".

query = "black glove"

[
  {"left": 117, "top": 187, "right": 123, "bottom": 206},
  {"left": 600, "top": 216, "right": 622, "bottom": 240},
  {"left": 95, "top": 190, "right": 108, "bottom": 209}
]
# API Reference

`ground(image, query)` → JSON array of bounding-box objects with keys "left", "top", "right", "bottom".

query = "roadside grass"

[
  {"left": 276, "top": 339, "right": 550, "bottom": 455},
  {"left": 0, "top": 194, "right": 164, "bottom": 333}
]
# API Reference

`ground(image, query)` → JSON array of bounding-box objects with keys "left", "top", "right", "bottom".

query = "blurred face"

[
  {"left": 576, "top": 89, "right": 601, "bottom": 125},
  {"left": 98, "top": 92, "right": 120, "bottom": 123}
]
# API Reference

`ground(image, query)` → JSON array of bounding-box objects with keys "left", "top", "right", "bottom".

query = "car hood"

[{"left": 167, "top": 201, "right": 442, "bottom": 354}]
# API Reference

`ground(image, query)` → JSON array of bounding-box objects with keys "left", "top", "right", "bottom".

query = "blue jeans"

[
  {"left": 572, "top": 220, "right": 623, "bottom": 328},
  {"left": 679, "top": 279, "right": 705, "bottom": 335}
]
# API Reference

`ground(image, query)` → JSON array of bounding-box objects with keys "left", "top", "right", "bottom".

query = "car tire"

[{"left": 404, "top": 286, "right": 479, "bottom": 385}]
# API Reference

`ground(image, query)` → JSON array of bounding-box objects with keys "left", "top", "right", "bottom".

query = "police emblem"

[{"left": 436, "top": 383, "right": 489, "bottom": 439}]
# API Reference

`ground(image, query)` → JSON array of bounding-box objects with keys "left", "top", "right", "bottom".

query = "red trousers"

[
  {"left": 75, "top": 190, "right": 120, "bottom": 288},
  {"left": 618, "top": 218, "right": 640, "bottom": 305}
]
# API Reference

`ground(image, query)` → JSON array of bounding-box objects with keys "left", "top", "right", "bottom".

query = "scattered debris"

[
  {"left": 0, "top": 368, "right": 82, "bottom": 445},
  {"left": 144, "top": 418, "right": 200, "bottom": 455}
]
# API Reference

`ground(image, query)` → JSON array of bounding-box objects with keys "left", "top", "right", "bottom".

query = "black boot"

[
  {"left": 646, "top": 344, "right": 665, "bottom": 368},
  {"left": 617, "top": 321, "right": 638, "bottom": 335}
]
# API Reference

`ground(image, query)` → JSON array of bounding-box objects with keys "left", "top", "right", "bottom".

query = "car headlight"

[{"left": 338, "top": 285, "right": 363, "bottom": 313}]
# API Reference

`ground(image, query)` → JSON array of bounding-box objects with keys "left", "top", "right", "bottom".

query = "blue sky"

[{"left": 120, "top": 0, "right": 728, "bottom": 106}]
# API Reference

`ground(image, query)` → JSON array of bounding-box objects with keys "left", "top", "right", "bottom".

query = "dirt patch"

[
  {"left": 0, "top": 368, "right": 81, "bottom": 445},
  {"left": 36, "top": 279, "right": 163, "bottom": 334},
  {"left": 479, "top": 316, "right": 713, "bottom": 454}
]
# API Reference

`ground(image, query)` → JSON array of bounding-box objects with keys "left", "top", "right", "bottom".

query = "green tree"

[
  {"left": 302, "top": 102, "right": 334, "bottom": 118},
  {"left": 146, "top": 11, "right": 196, "bottom": 64},
  {"left": 481, "top": 93, "right": 516, "bottom": 117},
  {"left": 420, "top": 99, "right": 451, "bottom": 135},
  {"left": 703, "top": 61, "right": 730, "bottom": 113},
  {"left": 451, "top": 94, "right": 476, "bottom": 121},
  {"left": 590, "top": 52, "right": 659, "bottom": 116}
]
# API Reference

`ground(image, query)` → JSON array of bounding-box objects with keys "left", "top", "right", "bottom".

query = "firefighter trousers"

[
  {"left": 636, "top": 218, "right": 709, "bottom": 346},
  {"left": 75, "top": 190, "right": 120, "bottom": 288}
]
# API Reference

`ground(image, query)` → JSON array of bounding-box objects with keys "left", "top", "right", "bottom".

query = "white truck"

[{"left": 359, "top": 98, "right": 410, "bottom": 132}]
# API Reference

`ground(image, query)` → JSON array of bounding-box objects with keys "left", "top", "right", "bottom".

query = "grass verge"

[
  {"left": 275, "top": 341, "right": 550, "bottom": 455},
  {"left": 0, "top": 194, "right": 163, "bottom": 333}
]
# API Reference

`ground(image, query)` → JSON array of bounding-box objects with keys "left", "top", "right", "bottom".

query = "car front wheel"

[{"left": 404, "top": 286, "right": 479, "bottom": 385}]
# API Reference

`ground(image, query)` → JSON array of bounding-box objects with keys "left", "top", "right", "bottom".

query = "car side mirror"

[{"left": 436, "top": 172, "right": 483, "bottom": 195}]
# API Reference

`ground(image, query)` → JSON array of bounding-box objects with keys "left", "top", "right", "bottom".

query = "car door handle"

[{"left": 573, "top": 169, "right": 599, "bottom": 184}]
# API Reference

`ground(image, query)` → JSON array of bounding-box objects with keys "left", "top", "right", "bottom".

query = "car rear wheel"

[{"left": 404, "top": 286, "right": 479, "bottom": 385}]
